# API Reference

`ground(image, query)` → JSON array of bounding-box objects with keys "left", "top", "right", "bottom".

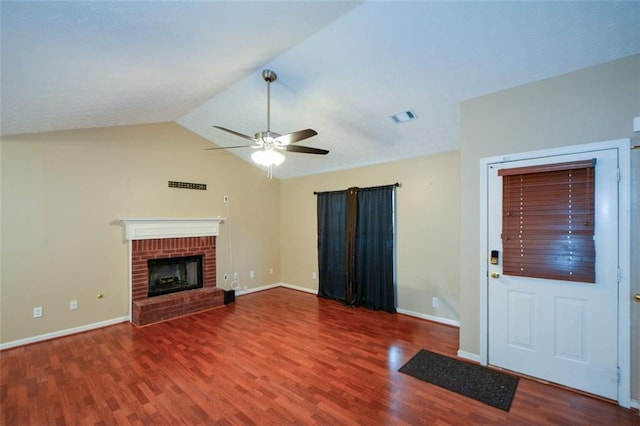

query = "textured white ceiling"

[{"left": 2, "top": 1, "right": 639, "bottom": 178}]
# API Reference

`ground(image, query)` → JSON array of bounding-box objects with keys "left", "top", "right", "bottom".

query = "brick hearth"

[{"left": 131, "top": 236, "right": 223, "bottom": 326}]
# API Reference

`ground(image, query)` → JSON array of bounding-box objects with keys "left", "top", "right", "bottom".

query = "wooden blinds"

[{"left": 498, "top": 159, "right": 596, "bottom": 283}]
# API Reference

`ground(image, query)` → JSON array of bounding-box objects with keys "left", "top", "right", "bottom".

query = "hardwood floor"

[{"left": 1, "top": 287, "right": 637, "bottom": 425}]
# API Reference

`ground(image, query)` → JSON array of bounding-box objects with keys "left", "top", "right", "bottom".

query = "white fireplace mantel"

[{"left": 119, "top": 217, "right": 225, "bottom": 240}]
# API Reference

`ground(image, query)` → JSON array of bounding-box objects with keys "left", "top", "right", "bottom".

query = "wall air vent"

[{"left": 391, "top": 109, "right": 418, "bottom": 124}]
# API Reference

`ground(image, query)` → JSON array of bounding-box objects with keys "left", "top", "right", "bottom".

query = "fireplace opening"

[{"left": 148, "top": 255, "right": 204, "bottom": 297}]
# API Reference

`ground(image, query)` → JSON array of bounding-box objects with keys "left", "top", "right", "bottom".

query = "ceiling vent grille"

[{"left": 391, "top": 109, "right": 418, "bottom": 124}]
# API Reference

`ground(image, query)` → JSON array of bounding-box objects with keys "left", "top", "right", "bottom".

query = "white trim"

[
  {"left": 229, "top": 282, "right": 317, "bottom": 297},
  {"left": 457, "top": 350, "right": 481, "bottom": 363},
  {"left": 630, "top": 399, "right": 640, "bottom": 411},
  {"left": 617, "top": 140, "right": 632, "bottom": 408},
  {"left": 479, "top": 153, "right": 489, "bottom": 367},
  {"left": 396, "top": 308, "right": 460, "bottom": 327},
  {"left": 279, "top": 282, "right": 318, "bottom": 294},
  {"left": 0, "top": 317, "right": 129, "bottom": 351},
  {"left": 118, "top": 217, "right": 225, "bottom": 240},
  {"left": 127, "top": 239, "right": 132, "bottom": 321},
  {"left": 235, "top": 283, "right": 281, "bottom": 296},
  {"left": 479, "top": 139, "right": 632, "bottom": 408}
]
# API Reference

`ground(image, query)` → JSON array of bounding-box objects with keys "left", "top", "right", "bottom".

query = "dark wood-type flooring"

[{"left": 1, "top": 288, "right": 637, "bottom": 425}]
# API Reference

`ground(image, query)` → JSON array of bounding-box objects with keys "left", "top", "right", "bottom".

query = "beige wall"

[
  {"left": 280, "top": 152, "right": 460, "bottom": 320},
  {"left": 459, "top": 55, "right": 639, "bottom": 399},
  {"left": 0, "top": 122, "right": 280, "bottom": 344}
]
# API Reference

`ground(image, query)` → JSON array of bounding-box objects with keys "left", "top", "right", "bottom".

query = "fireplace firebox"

[{"left": 148, "top": 255, "right": 203, "bottom": 297}]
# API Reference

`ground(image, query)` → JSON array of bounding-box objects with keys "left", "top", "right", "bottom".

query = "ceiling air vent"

[{"left": 390, "top": 109, "right": 418, "bottom": 124}]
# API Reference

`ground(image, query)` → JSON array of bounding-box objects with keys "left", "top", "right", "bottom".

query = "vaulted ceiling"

[{"left": 2, "top": 1, "right": 638, "bottom": 178}]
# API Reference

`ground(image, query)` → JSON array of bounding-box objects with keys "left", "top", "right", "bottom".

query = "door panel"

[
  {"left": 506, "top": 291, "right": 536, "bottom": 351},
  {"left": 487, "top": 149, "right": 619, "bottom": 400},
  {"left": 554, "top": 297, "right": 587, "bottom": 361}
]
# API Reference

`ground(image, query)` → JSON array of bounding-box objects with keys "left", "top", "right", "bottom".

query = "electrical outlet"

[
  {"left": 269, "top": 268, "right": 273, "bottom": 275},
  {"left": 69, "top": 300, "right": 78, "bottom": 310},
  {"left": 432, "top": 297, "right": 439, "bottom": 308},
  {"left": 33, "top": 307, "right": 43, "bottom": 318},
  {"left": 223, "top": 195, "right": 229, "bottom": 203},
  {"left": 223, "top": 273, "right": 229, "bottom": 281},
  {"left": 312, "top": 272, "right": 317, "bottom": 280},
  {"left": 250, "top": 270, "right": 255, "bottom": 278},
  {"left": 233, "top": 272, "right": 239, "bottom": 280}
]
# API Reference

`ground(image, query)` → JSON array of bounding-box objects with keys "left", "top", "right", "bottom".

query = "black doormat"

[{"left": 399, "top": 349, "right": 518, "bottom": 411}]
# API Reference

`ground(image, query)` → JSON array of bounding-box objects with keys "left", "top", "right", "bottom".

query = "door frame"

[{"left": 479, "top": 139, "right": 631, "bottom": 408}]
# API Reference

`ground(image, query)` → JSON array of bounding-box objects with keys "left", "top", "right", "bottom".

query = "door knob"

[
  {"left": 491, "top": 272, "right": 500, "bottom": 279},
  {"left": 634, "top": 293, "right": 640, "bottom": 303}
]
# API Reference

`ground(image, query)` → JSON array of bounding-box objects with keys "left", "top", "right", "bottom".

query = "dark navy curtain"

[
  {"left": 317, "top": 190, "right": 347, "bottom": 301},
  {"left": 316, "top": 184, "right": 396, "bottom": 312},
  {"left": 355, "top": 185, "right": 396, "bottom": 312}
]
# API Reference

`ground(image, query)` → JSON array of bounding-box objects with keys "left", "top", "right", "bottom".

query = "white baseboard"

[
  {"left": 457, "top": 350, "right": 481, "bottom": 363},
  {"left": 233, "top": 283, "right": 281, "bottom": 296},
  {"left": 630, "top": 398, "right": 640, "bottom": 411},
  {"left": 396, "top": 308, "right": 460, "bottom": 327},
  {"left": 233, "top": 282, "right": 317, "bottom": 296},
  {"left": 278, "top": 282, "right": 317, "bottom": 294},
  {"left": 0, "top": 316, "right": 129, "bottom": 351}
]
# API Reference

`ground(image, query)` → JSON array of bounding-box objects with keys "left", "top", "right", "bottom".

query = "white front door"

[{"left": 487, "top": 148, "right": 620, "bottom": 400}]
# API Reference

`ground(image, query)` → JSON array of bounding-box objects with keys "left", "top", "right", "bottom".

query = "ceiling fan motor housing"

[{"left": 255, "top": 131, "right": 281, "bottom": 143}]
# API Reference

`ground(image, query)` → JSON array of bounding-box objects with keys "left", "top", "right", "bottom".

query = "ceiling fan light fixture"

[{"left": 251, "top": 149, "right": 285, "bottom": 167}]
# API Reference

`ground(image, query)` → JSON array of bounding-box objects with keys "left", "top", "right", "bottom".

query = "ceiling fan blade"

[
  {"left": 274, "top": 128, "right": 318, "bottom": 145},
  {"left": 284, "top": 145, "right": 329, "bottom": 155},
  {"left": 205, "top": 145, "right": 253, "bottom": 151},
  {"left": 213, "top": 126, "right": 257, "bottom": 142}
]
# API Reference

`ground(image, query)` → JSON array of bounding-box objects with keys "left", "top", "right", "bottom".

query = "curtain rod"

[{"left": 314, "top": 182, "right": 401, "bottom": 195}]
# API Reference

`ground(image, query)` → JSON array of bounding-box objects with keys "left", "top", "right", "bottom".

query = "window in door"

[{"left": 498, "top": 159, "right": 595, "bottom": 283}]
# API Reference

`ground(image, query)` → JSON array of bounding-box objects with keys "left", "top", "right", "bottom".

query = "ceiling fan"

[{"left": 206, "top": 69, "right": 328, "bottom": 177}]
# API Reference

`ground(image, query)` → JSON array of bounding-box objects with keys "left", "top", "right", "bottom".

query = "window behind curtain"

[{"left": 499, "top": 159, "right": 596, "bottom": 283}]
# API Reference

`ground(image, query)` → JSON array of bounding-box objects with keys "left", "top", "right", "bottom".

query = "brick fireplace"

[{"left": 120, "top": 218, "right": 225, "bottom": 326}]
